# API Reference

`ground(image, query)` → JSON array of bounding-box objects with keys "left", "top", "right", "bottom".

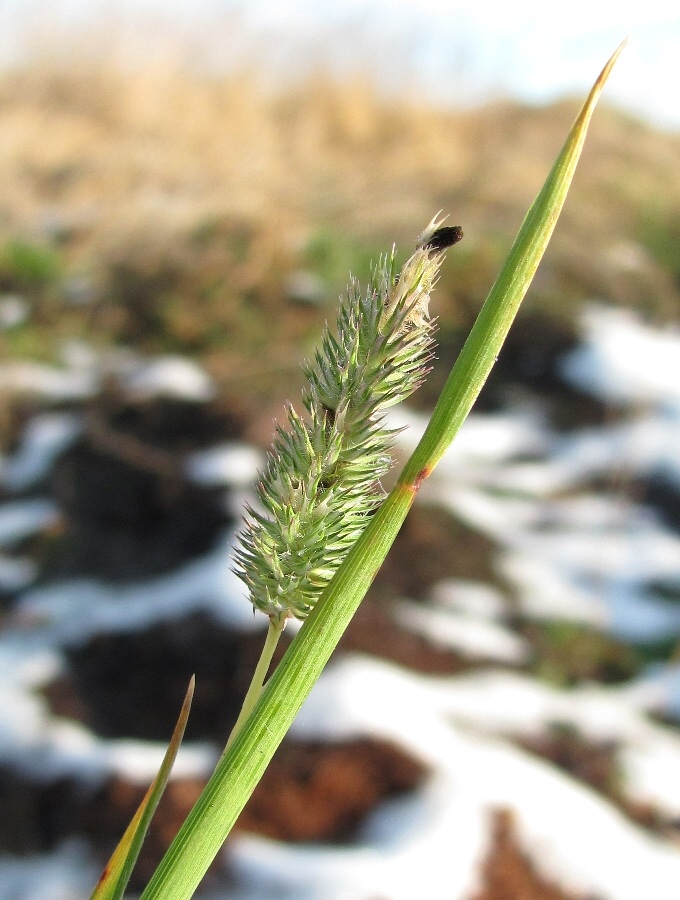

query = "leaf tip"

[{"left": 593, "top": 38, "right": 628, "bottom": 98}]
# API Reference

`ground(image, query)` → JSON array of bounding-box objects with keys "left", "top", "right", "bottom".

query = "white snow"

[
  {"left": 0, "top": 342, "right": 216, "bottom": 404},
  {"left": 0, "top": 841, "right": 98, "bottom": 900},
  {"left": 561, "top": 304, "right": 680, "bottom": 408},
  {"left": 122, "top": 355, "right": 216, "bottom": 401},
  {"left": 230, "top": 657, "right": 680, "bottom": 900},
  {"left": 428, "top": 578, "right": 508, "bottom": 620},
  {"left": 0, "top": 361, "right": 97, "bottom": 401},
  {"left": 0, "top": 294, "right": 30, "bottom": 329},
  {"left": 15, "top": 532, "right": 261, "bottom": 643},
  {"left": 5, "top": 304, "right": 680, "bottom": 897},
  {"left": 0, "top": 553, "right": 37, "bottom": 590},
  {"left": 0, "top": 499, "right": 59, "bottom": 546},
  {"left": 0, "top": 413, "right": 82, "bottom": 491},
  {"left": 185, "top": 442, "right": 263, "bottom": 486},
  {"left": 394, "top": 598, "right": 529, "bottom": 664}
]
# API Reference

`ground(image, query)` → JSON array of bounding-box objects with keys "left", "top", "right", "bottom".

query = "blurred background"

[{"left": 1, "top": 2, "right": 680, "bottom": 898}]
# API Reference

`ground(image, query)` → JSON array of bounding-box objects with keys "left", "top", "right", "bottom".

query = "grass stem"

[{"left": 224, "top": 618, "right": 284, "bottom": 754}]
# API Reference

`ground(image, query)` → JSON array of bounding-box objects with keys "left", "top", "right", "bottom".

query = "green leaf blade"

[
  {"left": 399, "top": 38, "right": 628, "bottom": 483},
  {"left": 90, "top": 676, "right": 195, "bottom": 900}
]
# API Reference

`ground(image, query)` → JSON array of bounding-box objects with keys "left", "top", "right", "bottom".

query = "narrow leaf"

[
  {"left": 398, "top": 38, "right": 628, "bottom": 483},
  {"left": 90, "top": 676, "right": 195, "bottom": 900}
]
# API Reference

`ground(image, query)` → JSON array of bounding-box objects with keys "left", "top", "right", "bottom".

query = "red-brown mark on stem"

[
  {"left": 412, "top": 466, "right": 431, "bottom": 493},
  {"left": 94, "top": 865, "right": 111, "bottom": 890}
]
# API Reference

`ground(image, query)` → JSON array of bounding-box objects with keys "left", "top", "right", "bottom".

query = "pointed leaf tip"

[
  {"left": 90, "top": 677, "right": 195, "bottom": 900},
  {"left": 578, "top": 39, "right": 627, "bottom": 125}
]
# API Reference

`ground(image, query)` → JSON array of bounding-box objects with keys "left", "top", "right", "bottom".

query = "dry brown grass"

[
  {"left": 0, "top": 59, "right": 676, "bottom": 258},
  {"left": 0, "top": 56, "right": 679, "bottom": 401}
]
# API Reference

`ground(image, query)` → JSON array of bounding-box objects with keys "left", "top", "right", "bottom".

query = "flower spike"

[{"left": 233, "top": 220, "right": 462, "bottom": 622}]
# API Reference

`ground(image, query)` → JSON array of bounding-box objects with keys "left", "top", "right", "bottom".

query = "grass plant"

[{"left": 90, "top": 43, "right": 625, "bottom": 900}]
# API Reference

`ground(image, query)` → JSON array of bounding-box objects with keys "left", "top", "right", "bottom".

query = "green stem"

[{"left": 223, "top": 617, "right": 284, "bottom": 754}]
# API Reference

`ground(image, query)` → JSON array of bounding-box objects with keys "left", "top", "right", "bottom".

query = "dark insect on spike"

[
  {"left": 321, "top": 404, "right": 336, "bottom": 427},
  {"left": 423, "top": 225, "right": 464, "bottom": 257}
]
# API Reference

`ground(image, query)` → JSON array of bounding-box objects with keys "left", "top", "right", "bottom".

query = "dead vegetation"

[
  {"left": 0, "top": 59, "right": 678, "bottom": 292},
  {"left": 0, "top": 56, "right": 678, "bottom": 419}
]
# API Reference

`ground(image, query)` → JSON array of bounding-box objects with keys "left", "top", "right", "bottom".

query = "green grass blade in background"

[
  {"left": 140, "top": 42, "right": 625, "bottom": 900},
  {"left": 90, "top": 677, "right": 195, "bottom": 900}
]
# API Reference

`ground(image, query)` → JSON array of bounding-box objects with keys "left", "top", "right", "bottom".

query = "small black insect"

[
  {"left": 423, "top": 225, "right": 464, "bottom": 257},
  {"left": 321, "top": 404, "right": 336, "bottom": 427}
]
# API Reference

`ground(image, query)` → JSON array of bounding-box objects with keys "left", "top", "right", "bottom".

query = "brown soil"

[
  {"left": 473, "top": 809, "right": 595, "bottom": 900},
  {"left": 0, "top": 736, "right": 427, "bottom": 892},
  {"left": 516, "top": 725, "right": 680, "bottom": 843},
  {"left": 374, "top": 502, "right": 498, "bottom": 601},
  {"left": 236, "top": 737, "right": 428, "bottom": 843},
  {"left": 50, "top": 614, "right": 284, "bottom": 743},
  {"left": 341, "top": 596, "right": 475, "bottom": 675},
  {"left": 42, "top": 395, "right": 243, "bottom": 582},
  {"left": 516, "top": 726, "right": 620, "bottom": 800}
]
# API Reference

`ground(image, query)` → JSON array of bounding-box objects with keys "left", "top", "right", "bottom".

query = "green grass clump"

[
  {"left": 639, "top": 203, "right": 680, "bottom": 281},
  {"left": 524, "top": 620, "right": 642, "bottom": 686},
  {"left": 304, "top": 228, "right": 404, "bottom": 296},
  {"left": 0, "top": 239, "right": 61, "bottom": 292}
]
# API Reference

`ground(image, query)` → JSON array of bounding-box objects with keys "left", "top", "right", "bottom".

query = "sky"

[{"left": 0, "top": 0, "right": 678, "bottom": 130}]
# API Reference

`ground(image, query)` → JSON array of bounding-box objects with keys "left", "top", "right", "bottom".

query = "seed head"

[{"left": 233, "top": 218, "right": 463, "bottom": 622}]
